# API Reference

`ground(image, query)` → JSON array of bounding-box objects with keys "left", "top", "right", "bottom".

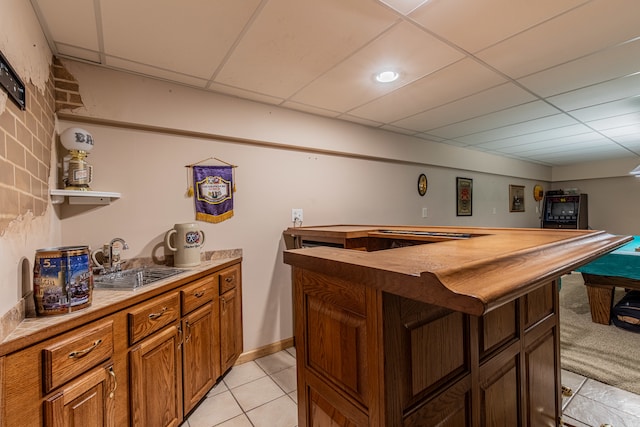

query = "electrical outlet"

[
  {"left": 422, "top": 207, "right": 428, "bottom": 218},
  {"left": 292, "top": 208, "right": 303, "bottom": 222}
]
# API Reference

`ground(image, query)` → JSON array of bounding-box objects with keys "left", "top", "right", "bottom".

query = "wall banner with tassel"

[{"left": 192, "top": 165, "right": 234, "bottom": 223}]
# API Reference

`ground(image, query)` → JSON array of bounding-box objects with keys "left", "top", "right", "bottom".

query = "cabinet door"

[
  {"left": 44, "top": 363, "right": 116, "bottom": 427},
  {"left": 220, "top": 286, "right": 243, "bottom": 373},
  {"left": 130, "top": 324, "right": 183, "bottom": 427},
  {"left": 183, "top": 302, "right": 220, "bottom": 415}
]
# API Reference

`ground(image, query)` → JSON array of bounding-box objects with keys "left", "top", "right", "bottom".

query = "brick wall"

[{"left": 0, "top": 57, "right": 83, "bottom": 234}]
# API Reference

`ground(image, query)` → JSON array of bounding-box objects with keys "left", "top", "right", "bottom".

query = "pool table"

[{"left": 576, "top": 235, "right": 640, "bottom": 324}]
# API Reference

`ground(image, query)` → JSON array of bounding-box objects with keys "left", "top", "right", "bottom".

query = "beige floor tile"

[
  {"left": 255, "top": 350, "right": 296, "bottom": 375},
  {"left": 271, "top": 365, "right": 297, "bottom": 393},
  {"left": 560, "top": 415, "right": 590, "bottom": 427},
  {"left": 223, "top": 361, "right": 267, "bottom": 388},
  {"left": 246, "top": 395, "right": 298, "bottom": 427},
  {"left": 563, "top": 394, "right": 640, "bottom": 427},
  {"left": 208, "top": 379, "right": 228, "bottom": 397},
  {"left": 232, "top": 376, "right": 285, "bottom": 412},
  {"left": 214, "top": 414, "right": 254, "bottom": 427},
  {"left": 187, "top": 390, "right": 243, "bottom": 427},
  {"left": 579, "top": 378, "right": 640, "bottom": 418},
  {"left": 562, "top": 369, "right": 587, "bottom": 410}
]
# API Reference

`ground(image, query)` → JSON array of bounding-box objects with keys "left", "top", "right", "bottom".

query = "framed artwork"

[
  {"left": 509, "top": 185, "right": 525, "bottom": 212},
  {"left": 456, "top": 177, "right": 472, "bottom": 216}
]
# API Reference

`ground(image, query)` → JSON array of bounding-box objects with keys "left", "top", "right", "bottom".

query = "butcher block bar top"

[
  {"left": 283, "top": 225, "right": 631, "bottom": 427},
  {"left": 283, "top": 225, "right": 631, "bottom": 316}
]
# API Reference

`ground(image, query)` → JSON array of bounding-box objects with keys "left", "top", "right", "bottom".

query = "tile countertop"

[{"left": 0, "top": 249, "right": 242, "bottom": 356}]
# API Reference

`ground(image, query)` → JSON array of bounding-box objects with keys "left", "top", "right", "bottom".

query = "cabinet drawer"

[
  {"left": 43, "top": 320, "right": 114, "bottom": 393},
  {"left": 129, "top": 292, "right": 179, "bottom": 344},
  {"left": 181, "top": 275, "right": 216, "bottom": 314},
  {"left": 219, "top": 264, "right": 240, "bottom": 295}
]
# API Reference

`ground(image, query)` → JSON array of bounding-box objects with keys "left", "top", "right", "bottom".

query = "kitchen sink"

[{"left": 93, "top": 266, "right": 185, "bottom": 290}]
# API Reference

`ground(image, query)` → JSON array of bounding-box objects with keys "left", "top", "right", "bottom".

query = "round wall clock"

[
  {"left": 533, "top": 184, "right": 544, "bottom": 201},
  {"left": 418, "top": 174, "right": 428, "bottom": 196}
]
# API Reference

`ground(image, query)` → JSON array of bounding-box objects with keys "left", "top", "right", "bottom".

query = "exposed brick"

[
  {"left": 0, "top": 157, "right": 14, "bottom": 186},
  {"left": 0, "top": 131, "right": 5, "bottom": 157},
  {"left": 38, "top": 160, "right": 49, "bottom": 182},
  {"left": 26, "top": 151, "right": 38, "bottom": 177},
  {"left": 6, "top": 137, "right": 25, "bottom": 167},
  {"left": 69, "top": 93, "right": 83, "bottom": 104},
  {"left": 55, "top": 80, "right": 79, "bottom": 91},
  {"left": 55, "top": 89, "right": 68, "bottom": 102},
  {"left": 26, "top": 110, "right": 38, "bottom": 137},
  {"left": 34, "top": 198, "right": 46, "bottom": 216},
  {"left": 19, "top": 192, "right": 34, "bottom": 214},
  {"left": 16, "top": 121, "right": 31, "bottom": 147},
  {"left": 0, "top": 110, "right": 16, "bottom": 137},
  {"left": 15, "top": 167, "right": 30, "bottom": 192},
  {"left": 0, "top": 186, "right": 19, "bottom": 217}
]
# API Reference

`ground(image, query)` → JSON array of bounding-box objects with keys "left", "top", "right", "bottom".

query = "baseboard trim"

[{"left": 235, "top": 337, "right": 295, "bottom": 365}]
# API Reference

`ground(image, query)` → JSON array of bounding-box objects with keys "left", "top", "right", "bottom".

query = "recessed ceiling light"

[{"left": 375, "top": 70, "right": 399, "bottom": 83}]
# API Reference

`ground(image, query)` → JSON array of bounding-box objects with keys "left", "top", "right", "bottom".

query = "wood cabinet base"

[{"left": 293, "top": 267, "right": 561, "bottom": 427}]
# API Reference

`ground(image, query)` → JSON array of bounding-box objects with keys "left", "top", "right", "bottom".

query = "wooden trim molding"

[{"left": 235, "top": 337, "right": 294, "bottom": 365}]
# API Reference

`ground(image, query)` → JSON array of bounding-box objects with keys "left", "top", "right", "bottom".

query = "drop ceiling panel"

[
  {"left": 30, "top": 0, "right": 640, "bottom": 166},
  {"left": 517, "top": 38, "right": 640, "bottom": 98},
  {"left": 476, "top": 0, "right": 640, "bottom": 79},
  {"left": 289, "top": 22, "right": 464, "bottom": 112},
  {"left": 570, "top": 97, "right": 640, "bottom": 122},
  {"left": 474, "top": 124, "right": 593, "bottom": 150},
  {"left": 549, "top": 73, "right": 640, "bottom": 112},
  {"left": 100, "top": 0, "right": 262, "bottom": 78},
  {"left": 409, "top": 0, "right": 589, "bottom": 54},
  {"left": 424, "top": 100, "right": 560, "bottom": 139},
  {"left": 454, "top": 115, "right": 581, "bottom": 145},
  {"left": 214, "top": 0, "right": 397, "bottom": 98},
  {"left": 33, "top": 0, "right": 99, "bottom": 51},
  {"left": 392, "top": 83, "right": 537, "bottom": 132},
  {"left": 349, "top": 58, "right": 506, "bottom": 123}
]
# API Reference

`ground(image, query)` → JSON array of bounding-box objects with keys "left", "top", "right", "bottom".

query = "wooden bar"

[{"left": 283, "top": 225, "right": 630, "bottom": 427}]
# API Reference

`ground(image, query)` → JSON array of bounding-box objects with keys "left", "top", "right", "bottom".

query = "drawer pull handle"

[
  {"left": 68, "top": 339, "right": 102, "bottom": 359},
  {"left": 148, "top": 307, "right": 168, "bottom": 320},
  {"left": 108, "top": 366, "right": 117, "bottom": 399},
  {"left": 225, "top": 277, "right": 233, "bottom": 283},
  {"left": 194, "top": 291, "right": 205, "bottom": 298}
]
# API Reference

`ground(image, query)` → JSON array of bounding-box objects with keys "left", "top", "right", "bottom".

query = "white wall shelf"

[{"left": 50, "top": 189, "right": 121, "bottom": 205}]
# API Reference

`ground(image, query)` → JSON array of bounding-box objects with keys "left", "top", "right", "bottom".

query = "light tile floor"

[{"left": 183, "top": 346, "right": 640, "bottom": 427}]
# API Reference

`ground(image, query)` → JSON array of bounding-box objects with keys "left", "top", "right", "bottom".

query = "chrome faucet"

[{"left": 106, "top": 237, "right": 129, "bottom": 271}]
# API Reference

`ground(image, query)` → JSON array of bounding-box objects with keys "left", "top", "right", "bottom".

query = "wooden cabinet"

[
  {"left": 292, "top": 267, "right": 561, "bottom": 427},
  {"left": 181, "top": 275, "right": 220, "bottom": 415},
  {"left": 44, "top": 363, "right": 116, "bottom": 427},
  {"left": 219, "top": 264, "right": 243, "bottom": 374},
  {"left": 129, "top": 324, "right": 183, "bottom": 427},
  {"left": 0, "top": 260, "right": 242, "bottom": 427}
]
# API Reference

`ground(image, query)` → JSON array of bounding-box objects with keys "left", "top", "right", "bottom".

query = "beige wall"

[
  {"left": 0, "top": 0, "right": 59, "bottom": 320},
  {"left": 55, "top": 62, "right": 550, "bottom": 351}
]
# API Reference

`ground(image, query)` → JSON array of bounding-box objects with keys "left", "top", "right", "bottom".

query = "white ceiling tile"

[
  {"left": 289, "top": 22, "right": 463, "bottom": 112},
  {"left": 498, "top": 136, "right": 613, "bottom": 155},
  {"left": 280, "top": 101, "right": 341, "bottom": 118},
  {"left": 518, "top": 38, "right": 640, "bottom": 97},
  {"left": 586, "top": 113, "right": 640, "bottom": 131},
  {"left": 215, "top": 0, "right": 397, "bottom": 98},
  {"left": 392, "top": 83, "right": 537, "bottom": 132},
  {"left": 473, "top": 124, "right": 593, "bottom": 150},
  {"left": 600, "top": 124, "right": 640, "bottom": 138},
  {"left": 349, "top": 58, "right": 506, "bottom": 123},
  {"left": 378, "top": 0, "right": 432, "bottom": 15},
  {"left": 476, "top": 0, "right": 640, "bottom": 78},
  {"left": 409, "top": 0, "right": 588, "bottom": 53},
  {"left": 549, "top": 72, "right": 640, "bottom": 112},
  {"left": 33, "top": 0, "right": 100, "bottom": 51},
  {"left": 425, "top": 101, "right": 559, "bottom": 139},
  {"left": 569, "top": 96, "right": 640, "bottom": 122},
  {"left": 100, "top": 0, "right": 262, "bottom": 78},
  {"left": 454, "top": 115, "right": 581, "bottom": 145},
  {"left": 56, "top": 45, "right": 101, "bottom": 63}
]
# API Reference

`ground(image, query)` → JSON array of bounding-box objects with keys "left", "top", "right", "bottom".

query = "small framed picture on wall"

[
  {"left": 456, "top": 177, "right": 473, "bottom": 216},
  {"left": 509, "top": 185, "right": 525, "bottom": 212}
]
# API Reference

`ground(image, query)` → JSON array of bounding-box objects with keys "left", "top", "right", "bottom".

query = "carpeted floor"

[{"left": 560, "top": 272, "right": 640, "bottom": 395}]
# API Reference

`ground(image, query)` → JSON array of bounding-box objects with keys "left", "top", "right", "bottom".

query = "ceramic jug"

[{"left": 165, "top": 223, "right": 206, "bottom": 267}]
